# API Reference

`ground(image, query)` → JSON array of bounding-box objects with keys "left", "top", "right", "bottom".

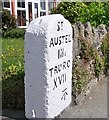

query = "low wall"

[
  {"left": 72, "top": 22, "right": 107, "bottom": 60},
  {"left": 72, "top": 22, "right": 108, "bottom": 104}
]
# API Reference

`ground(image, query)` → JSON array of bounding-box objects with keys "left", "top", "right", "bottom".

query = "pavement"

[
  {"left": 1, "top": 75, "right": 108, "bottom": 119},
  {"left": 60, "top": 75, "right": 108, "bottom": 118}
]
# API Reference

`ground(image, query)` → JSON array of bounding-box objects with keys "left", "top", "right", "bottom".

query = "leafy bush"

[
  {"left": 2, "top": 61, "right": 24, "bottom": 110},
  {"left": 78, "top": 2, "right": 109, "bottom": 26},
  {"left": 2, "top": 9, "right": 25, "bottom": 39},
  {"left": 2, "top": 28, "right": 25, "bottom": 39},
  {"left": 51, "top": 2, "right": 82, "bottom": 23},
  {"left": 51, "top": 2, "right": 109, "bottom": 26},
  {"left": 2, "top": 9, "right": 16, "bottom": 30}
]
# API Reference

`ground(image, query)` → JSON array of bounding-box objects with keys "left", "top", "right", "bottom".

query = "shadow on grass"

[
  {"left": 2, "top": 109, "right": 26, "bottom": 119},
  {"left": 2, "top": 71, "right": 27, "bottom": 119}
]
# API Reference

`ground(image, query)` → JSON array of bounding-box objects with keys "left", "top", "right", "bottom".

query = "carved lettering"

[
  {"left": 49, "top": 34, "right": 71, "bottom": 48},
  {"left": 53, "top": 73, "right": 66, "bottom": 90},
  {"left": 49, "top": 60, "right": 70, "bottom": 77}
]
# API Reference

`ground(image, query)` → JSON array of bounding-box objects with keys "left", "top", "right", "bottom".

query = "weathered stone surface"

[
  {"left": 76, "top": 22, "right": 84, "bottom": 38},
  {"left": 84, "top": 22, "right": 93, "bottom": 44},
  {"left": 97, "top": 24, "right": 107, "bottom": 41},
  {"left": 84, "top": 22, "right": 92, "bottom": 37},
  {"left": 92, "top": 27, "right": 98, "bottom": 43},
  {"left": 72, "top": 22, "right": 108, "bottom": 104},
  {"left": 106, "top": 26, "right": 109, "bottom": 32},
  {"left": 25, "top": 14, "right": 73, "bottom": 118},
  {"left": 72, "top": 24, "right": 79, "bottom": 59}
]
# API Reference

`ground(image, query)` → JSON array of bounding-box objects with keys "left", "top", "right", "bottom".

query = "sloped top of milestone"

[{"left": 25, "top": 14, "right": 70, "bottom": 36}]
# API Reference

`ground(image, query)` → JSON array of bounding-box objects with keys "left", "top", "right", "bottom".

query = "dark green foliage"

[
  {"left": 2, "top": 9, "right": 25, "bottom": 39},
  {"left": 51, "top": 2, "right": 109, "bottom": 26},
  {"left": 78, "top": 2, "right": 109, "bottom": 26},
  {"left": 51, "top": 2, "right": 82, "bottom": 23},
  {"left": 2, "top": 70, "right": 25, "bottom": 110},
  {"left": 2, "top": 9, "right": 16, "bottom": 30},
  {"left": 2, "top": 28, "right": 25, "bottom": 39}
]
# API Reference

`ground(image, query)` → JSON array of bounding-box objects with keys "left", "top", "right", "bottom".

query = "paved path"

[
  {"left": 60, "top": 76, "right": 108, "bottom": 118},
  {"left": 1, "top": 76, "right": 108, "bottom": 119}
]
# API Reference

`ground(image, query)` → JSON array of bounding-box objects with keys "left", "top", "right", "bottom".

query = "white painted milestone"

[{"left": 25, "top": 14, "right": 73, "bottom": 118}]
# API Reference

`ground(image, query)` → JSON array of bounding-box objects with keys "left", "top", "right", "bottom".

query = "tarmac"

[
  {"left": 60, "top": 75, "right": 108, "bottom": 118},
  {"left": 1, "top": 75, "right": 108, "bottom": 119}
]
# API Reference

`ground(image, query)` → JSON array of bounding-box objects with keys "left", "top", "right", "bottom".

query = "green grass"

[
  {"left": 0, "top": 38, "right": 24, "bottom": 109},
  {"left": 2, "top": 38, "right": 25, "bottom": 110},
  {"left": 2, "top": 38, "right": 24, "bottom": 72}
]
